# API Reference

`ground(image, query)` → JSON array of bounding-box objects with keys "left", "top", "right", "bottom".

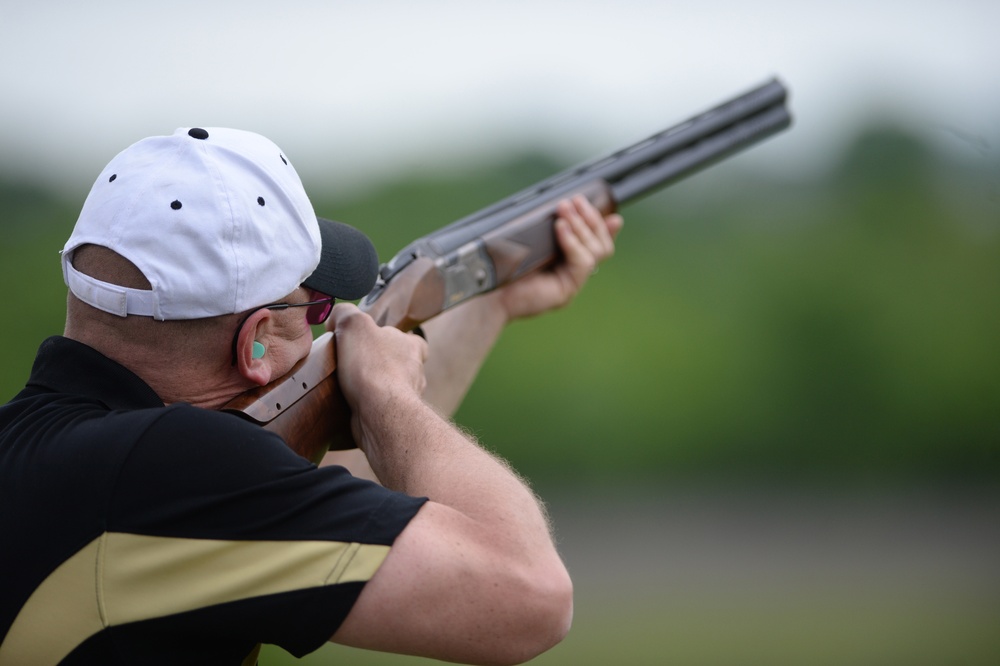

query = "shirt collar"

[{"left": 26, "top": 336, "right": 164, "bottom": 411}]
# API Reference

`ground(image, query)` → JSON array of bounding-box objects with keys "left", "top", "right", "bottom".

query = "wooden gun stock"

[
  {"left": 222, "top": 79, "right": 793, "bottom": 462},
  {"left": 221, "top": 333, "right": 351, "bottom": 463}
]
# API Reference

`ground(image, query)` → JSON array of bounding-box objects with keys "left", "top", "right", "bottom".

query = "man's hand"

[
  {"left": 495, "top": 195, "right": 623, "bottom": 322},
  {"left": 325, "top": 303, "right": 429, "bottom": 452},
  {"left": 419, "top": 196, "right": 622, "bottom": 417}
]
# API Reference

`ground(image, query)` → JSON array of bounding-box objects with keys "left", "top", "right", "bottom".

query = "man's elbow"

[
  {"left": 533, "top": 565, "right": 575, "bottom": 655},
  {"left": 495, "top": 563, "right": 574, "bottom": 666}
]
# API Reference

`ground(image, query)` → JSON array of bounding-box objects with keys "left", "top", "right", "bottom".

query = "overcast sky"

[{"left": 1, "top": 0, "right": 997, "bottom": 196}]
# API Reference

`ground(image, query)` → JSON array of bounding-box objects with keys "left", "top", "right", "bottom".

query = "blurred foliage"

[{"left": 3, "top": 123, "right": 998, "bottom": 484}]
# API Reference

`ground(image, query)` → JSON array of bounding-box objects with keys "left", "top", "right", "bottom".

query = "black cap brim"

[{"left": 303, "top": 218, "right": 379, "bottom": 300}]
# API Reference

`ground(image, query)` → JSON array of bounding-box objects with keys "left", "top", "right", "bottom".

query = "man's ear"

[{"left": 235, "top": 308, "right": 274, "bottom": 386}]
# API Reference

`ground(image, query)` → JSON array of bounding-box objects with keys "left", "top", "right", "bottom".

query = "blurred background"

[{"left": 2, "top": 1, "right": 998, "bottom": 663}]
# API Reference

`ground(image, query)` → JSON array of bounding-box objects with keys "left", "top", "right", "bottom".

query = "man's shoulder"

[
  {"left": 144, "top": 402, "right": 275, "bottom": 441},
  {"left": 131, "top": 402, "right": 308, "bottom": 473},
  {"left": 111, "top": 403, "right": 426, "bottom": 544}
]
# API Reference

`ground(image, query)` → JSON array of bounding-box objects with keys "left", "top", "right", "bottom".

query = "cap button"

[{"left": 188, "top": 128, "right": 209, "bottom": 140}]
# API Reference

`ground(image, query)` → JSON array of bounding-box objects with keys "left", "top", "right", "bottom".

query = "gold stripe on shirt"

[{"left": 0, "top": 533, "right": 390, "bottom": 665}]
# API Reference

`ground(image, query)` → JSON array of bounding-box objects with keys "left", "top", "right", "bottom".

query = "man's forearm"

[
  {"left": 352, "top": 388, "right": 572, "bottom": 657},
  {"left": 358, "top": 389, "right": 548, "bottom": 541},
  {"left": 420, "top": 290, "right": 508, "bottom": 418},
  {"left": 328, "top": 303, "right": 572, "bottom": 663},
  {"left": 323, "top": 292, "right": 510, "bottom": 482}
]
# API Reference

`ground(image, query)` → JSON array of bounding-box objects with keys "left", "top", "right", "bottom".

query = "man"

[{"left": 0, "top": 127, "right": 622, "bottom": 665}]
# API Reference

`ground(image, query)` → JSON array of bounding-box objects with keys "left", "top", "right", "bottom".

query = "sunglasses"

[{"left": 230, "top": 291, "right": 334, "bottom": 366}]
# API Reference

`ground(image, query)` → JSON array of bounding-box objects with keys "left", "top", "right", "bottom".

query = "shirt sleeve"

[{"left": 104, "top": 403, "right": 426, "bottom": 656}]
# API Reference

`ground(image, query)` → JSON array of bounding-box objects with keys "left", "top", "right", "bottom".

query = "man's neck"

[{"left": 64, "top": 328, "right": 250, "bottom": 410}]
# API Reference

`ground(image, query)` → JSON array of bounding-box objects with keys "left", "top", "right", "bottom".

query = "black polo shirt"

[{"left": 0, "top": 336, "right": 426, "bottom": 665}]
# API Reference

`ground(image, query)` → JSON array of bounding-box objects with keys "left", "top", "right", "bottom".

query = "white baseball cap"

[{"left": 62, "top": 127, "right": 378, "bottom": 320}]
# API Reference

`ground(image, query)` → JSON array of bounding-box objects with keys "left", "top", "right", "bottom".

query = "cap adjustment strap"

[{"left": 64, "top": 260, "right": 157, "bottom": 318}]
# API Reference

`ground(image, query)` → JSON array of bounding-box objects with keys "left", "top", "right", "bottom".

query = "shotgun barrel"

[{"left": 362, "top": 78, "right": 792, "bottom": 326}]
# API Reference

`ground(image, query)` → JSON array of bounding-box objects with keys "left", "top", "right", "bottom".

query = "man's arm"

[
  {"left": 321, "top": 196, "right": 621, "bottom": 479},
  {"left": 421, "top": 196, "right": 622, "bottom": 417},
  {"left": 325, "top": 303, "right": 572, "bottom": 665}
]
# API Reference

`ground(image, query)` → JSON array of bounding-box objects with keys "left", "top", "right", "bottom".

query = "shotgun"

[{"left": 222, "top": 78, "right": 793, "bottom": 463}]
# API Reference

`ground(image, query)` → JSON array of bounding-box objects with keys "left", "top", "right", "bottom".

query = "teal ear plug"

[{"left": 252, "top": 341, "right": 266, "bottom": 359}]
